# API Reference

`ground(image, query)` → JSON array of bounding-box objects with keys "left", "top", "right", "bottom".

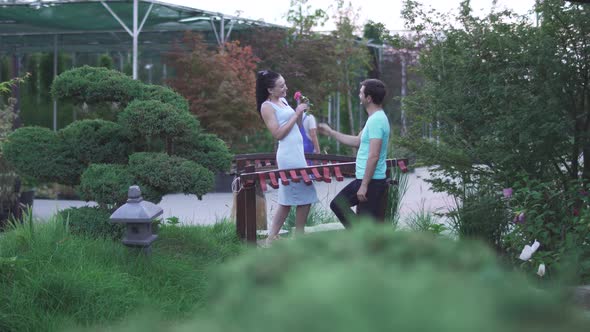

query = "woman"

[{"left": 255, "top": 70, "right": 319, "bottom": 244}]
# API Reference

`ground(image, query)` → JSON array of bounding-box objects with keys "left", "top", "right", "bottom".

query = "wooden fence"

[{"left": 232, "top": 153, "right": 408, "bottom": 243}]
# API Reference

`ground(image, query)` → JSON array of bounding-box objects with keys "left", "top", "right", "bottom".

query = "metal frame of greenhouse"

[{"left": 0, "top": 0, "right": 286, "bottom": 130}]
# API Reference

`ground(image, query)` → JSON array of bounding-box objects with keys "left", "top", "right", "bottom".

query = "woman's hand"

[{"left": 295, "top": 103, "right": 308, "bottom": 117}]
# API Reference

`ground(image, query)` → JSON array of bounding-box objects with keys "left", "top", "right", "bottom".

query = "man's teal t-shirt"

[{"left": 356, "top": 110, "right": 390, "bottom": 180}]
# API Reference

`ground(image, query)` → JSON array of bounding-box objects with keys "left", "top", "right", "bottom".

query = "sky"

[{"left": 165, "top": 0, "right": 538, "bottom": 32}]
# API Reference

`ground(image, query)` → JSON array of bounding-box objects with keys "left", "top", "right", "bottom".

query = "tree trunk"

[
  {"left": 582, "top": 142, "right": 590, "bottom": 183},
  {"left": 582, "top": 89, "right": 590, "bottom": 184},
  {"left": 400, "top": 53, "right": 408, "bottom": 137},
  {"left": 11, "top": 54, "right": 21, "bottom": 130},
  {"left": 347, "top": 88, "right": 355, "bottom": 135},
  {"left": 166, "top": 137, "right": 174, "bottom": 155},
  {"left": 344, "top": 69, "right": 355, "bottom": 136},
  {"left": 572, "top": 119, "right": 580, "bottom": 180}
]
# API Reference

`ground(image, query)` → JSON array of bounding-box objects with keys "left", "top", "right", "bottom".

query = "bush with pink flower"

[{"left": 503, "top": 175, "right": 590, "bottom": 282}]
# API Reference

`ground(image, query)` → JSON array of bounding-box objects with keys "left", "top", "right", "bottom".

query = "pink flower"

[
  {"left": 502, "top": 188, "right": 513, "bottom": 199},
  {"left": 294, "top": 91, "right": 302, "bottom": 102},
  {"left": 513, "top": 212, "right": 526, "bottom": 224}
]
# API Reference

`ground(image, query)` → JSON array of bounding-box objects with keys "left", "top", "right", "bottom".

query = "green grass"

[
  {"left": 282, "top": 203, "right": 339, "bottom": 231},
  {"left": 386, "top": 165, "right": 410, "bottom": 227},
  {"left": 403, "top": 200, "right": 448, "bottom": 235},
  {"left": 0, "top": 213, "right": 243, "bottom": 332},
  {"left": 1, "top": 212, "right": 588, "bottom": 332}
]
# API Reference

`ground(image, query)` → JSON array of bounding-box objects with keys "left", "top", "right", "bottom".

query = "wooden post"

[
  {"left": 236, "top": 184, "right": 246, "bottom": 240},
  {"left": 244, "top": 182, "right": 257, "bottom": 243},
  {"left": 236, "top": 165, "right": 255, "bottom": 242},
  {"left": 235, "top": 160, "right": 246, "bottom": 240}
]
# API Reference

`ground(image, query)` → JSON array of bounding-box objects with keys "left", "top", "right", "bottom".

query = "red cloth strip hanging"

[
  {"left": 268, "top": 172, "right": 279, "bottom": 189},
  {"left": 279, "top": 171, "right": 290, "bottom": 185},
  {"left": 257, "top": 173, "right": 268, "bottom": 192},
  {"left": 299, "top": 169, "right": 312, "bottom": 185},
  {"left": 333, "top": 166, "right": 344, "bottom": 181},
  {"left": 397, "top": 160, "right": 408, "bottom": 173},
  {"left": 311, "top": 167, "right": 322, "bottom": 181},
  {"left": 289, "top": 170, "right": 300, "bottom": 182},
  {"left": 322, "top": 166, "right": 332, "bottom": 183}
]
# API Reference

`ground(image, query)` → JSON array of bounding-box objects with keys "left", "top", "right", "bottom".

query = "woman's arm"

[{"left": 260, "top": 102, "right": 305, "bottom": 140}]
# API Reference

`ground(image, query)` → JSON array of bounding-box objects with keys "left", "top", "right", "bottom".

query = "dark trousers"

[{"left": 330, "top": 178, "right": 388, "bottom": 228}]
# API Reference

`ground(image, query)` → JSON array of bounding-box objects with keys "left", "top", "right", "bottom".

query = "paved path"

[{"left": 32, "top": 167, "right": 453, "bottom": 227}]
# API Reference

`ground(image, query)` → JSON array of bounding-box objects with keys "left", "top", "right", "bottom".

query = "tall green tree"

[
  {"left": 534, "top": 0, "right": 590, "bottom": 182},
  {"left": 363, "top": 20, "right": 388, "bottom": 79},
  {"left": 399, "top": 0, "right": 590, "bottom": 278},
  {"left": 331, "top": 0, "right": 372, "bottom": 135},
  {"left": 286, "top": 0, "right": 328, "bottom": 36},
  {"left": 402, "top": 0, "right": 590, "bottom": 192},
  {"left": 240, "top": 11, "right": 336, "bottom": 121}
]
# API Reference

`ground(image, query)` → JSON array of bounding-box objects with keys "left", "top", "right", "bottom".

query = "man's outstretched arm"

[{"left": 317, "top": 123, "right": 361, "bottom": 148}]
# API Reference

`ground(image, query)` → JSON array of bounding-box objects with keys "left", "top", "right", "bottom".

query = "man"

[
  {"left": 299, "top": 110, "right": 321, "bottom": 166},
  {"left": 301, "top": 110, "right": 320, "bottom": 154},
  {"left": 318, "top": 79, "right": 390, "bottom": 228}
]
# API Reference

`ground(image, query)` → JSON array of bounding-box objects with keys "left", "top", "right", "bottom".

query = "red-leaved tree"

[
  {"left": 239, "top": 27, "right": 338, "bottom": 121},
  {"left": 166, "top": 32, "right": 261, "bottom": 148}
]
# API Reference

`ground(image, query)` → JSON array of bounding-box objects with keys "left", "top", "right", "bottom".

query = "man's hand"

[
  {"left": 318, "top": 123, "right": 360, "bottom": 148},
  {"left": 317, "top": 123, "right": 332, "bottom": 136},
  {"left": 357, "top": 184, "right": 368, "bottom": 202}
]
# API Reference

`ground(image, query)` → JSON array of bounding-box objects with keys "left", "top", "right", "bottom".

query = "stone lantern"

[{"left": 110, "top": 185, "right": 161, "bottom": 254}]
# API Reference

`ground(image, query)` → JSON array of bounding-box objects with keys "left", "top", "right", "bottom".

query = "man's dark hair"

[{"left": 361, "top": 79, "right": 386, "bottom": 105}]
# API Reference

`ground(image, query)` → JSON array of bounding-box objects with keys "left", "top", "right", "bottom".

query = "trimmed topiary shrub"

[
  {"left": 5, "top": 66, "right": 227, "bottom": 208},
  {"left": 51, "top": 66, "right": 143, "bottom": 105},
  {"left": 118, "top": 100, "right": 196, "bottom": 154},
  {"left": 128, "top": 152, "right": 213, "bottom": 200},
  {"left": 51, "top": 66, "right": 189, "bottom": 113},
  {"left": 139, "top": 84, "right": 189, "bottom": 113},
  {"left": 78, "top": 164, "right": 134, "bottom": 207},
  {"left": 59, "top": 119, "right": 129, "bottom": 166},
  {"left": 58, "top": 206, "right": 124, "bottom": 240},
  {"left": 2, "top": 126, "right": 83, "bottom": 185},
  {"left": 175, "top": 132, "right": 232, "bottom": 173}
]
